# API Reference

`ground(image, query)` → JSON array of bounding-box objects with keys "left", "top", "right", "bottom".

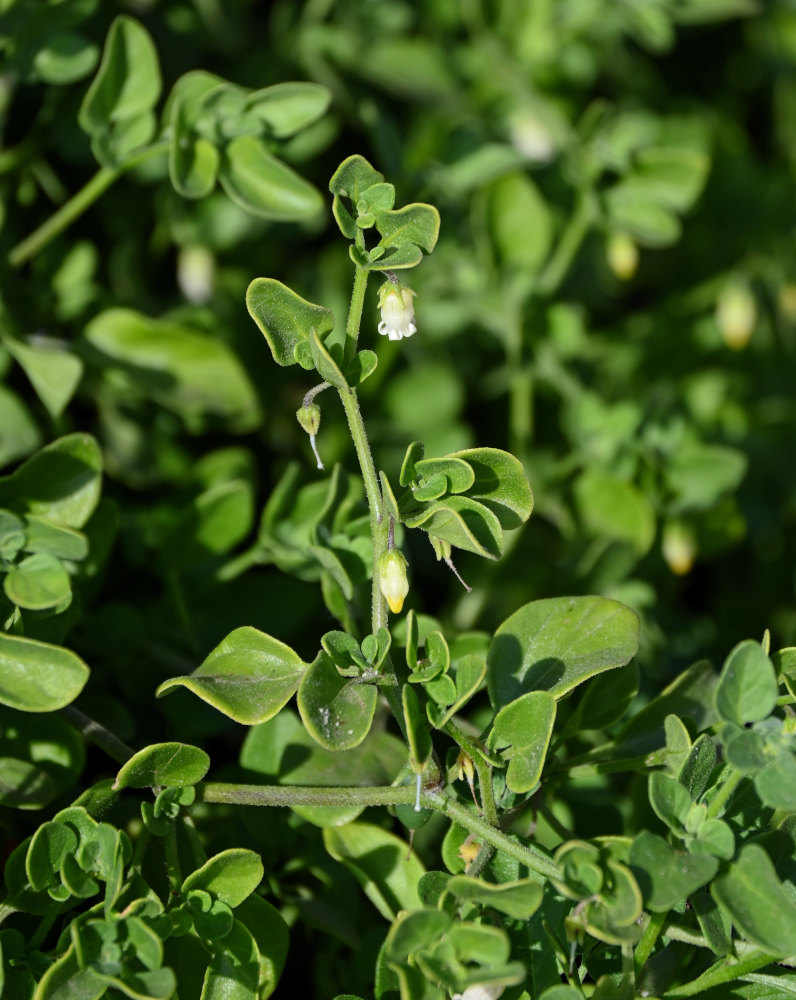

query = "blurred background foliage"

[{"left": 2, "top": 0, "right": 796, "bottom": 993}]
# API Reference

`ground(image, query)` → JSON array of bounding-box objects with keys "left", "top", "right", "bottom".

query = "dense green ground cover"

[{"left": 2, "top": 2, "right": 796, "bottom": 998}]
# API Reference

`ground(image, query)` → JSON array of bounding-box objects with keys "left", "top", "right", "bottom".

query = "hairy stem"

[
  {"left": 8, "top": 141, "right": 168, "bottom": 268},
  {"left": 59, "top": 705, "right": 134, "bottom": 765},
  {"left": 634, "top": 910, "right": 667, "bottom": 979},
  {"left": 198, "top": 782, "right": 560, "bottom": 881}
]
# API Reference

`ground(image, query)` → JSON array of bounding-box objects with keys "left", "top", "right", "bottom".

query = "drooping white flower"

[{"left": 378, "top": 280, "right": 417, "bottom": 341}]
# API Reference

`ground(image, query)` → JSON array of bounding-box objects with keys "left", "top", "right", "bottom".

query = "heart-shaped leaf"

[
  {"left": 297, "top": 652, "right": 378, "bottom": 750},
  {"left": 246, "top": 278, "right": 335, "bottom": 369}
]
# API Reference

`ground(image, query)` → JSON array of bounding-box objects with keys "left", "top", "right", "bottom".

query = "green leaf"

[
  {"left": 0, "top": 386, "right": 41, "bottom": 469},
  {"left": 413, "top": 457, "right": 475, "bottom": 495},
  {"left": 715, "top": 639, "right": 778, "bottom": 726},
  {"left": 487, "top": 596, "right": 640, "bottom": 709},
  {"left": 23, "top": 515, "right": 88, "bottom": 562},
  {"left": 679, "top": 733, "right": 718, "bottom": 800},
  {"left": 309, "top": 328, "right": 348, "bottom": 389},
  {"left": 201, "top": 919, "right": 260, "bottom": 1000},
  {"left": 405, "top": 496, "right": 503, "bottom": 559},
  {"left": 235, "top": 895, "right": 288, "bottom": 999},
  {"left": 1, "top": 332, "right": 83, "bottom": 420},
  {"left": 0, "top": 433, "right": 102, "bottom": 528},
  {"left": 375, "top": 203, "right": 440, "bottom": 254},
  {"left": 0, "top": 758, "right": 57, "bottom": 810},
  {"left": 156, "top": 626, "right": 307, "bottom": 726},
  {"left": 0, "top": 633, "right": 89, "bottom": 712},
  {"left": 712, "top": 844, "right": 796, "bottom": 957},
  {"left": 755, "top": 752, "right": 796, "bottom": 811},
  {"left": 345, "top": 349, "right": 378, "bottom": 386},
  {"left": 444, "top": 875, "right": 544, "bottom": 919},
  {"left": 628, "top": 831, "right": 717, "bottom": 912},
  {"left": 448, "top": 448, "right": 534, "bottom": 529},
  {"left": 665, "top": 442, "right": 747, "bottom": 513},
  {"left": 487, "top": 691, "right": 556, "bottom": 793},
  {"left": 26, "top": 821, "right": 77, "bottom": 890},
  {"left": 323, "top": 822, "right": 424, "bottom": 920},
  {"left": 246, "top": 82, "right": 330, "bottom": 138},
  {"left": 604, "top": 185, "right": 681, "bottom": 248},
  {"left": 85, "top": 309, "right": 260, "bottom": 430},
  {"left": 114, "top": 742, "right": 210, "bottom": 790},
  {"left": 4, "top": 552, "right": 71, "bottom": 610},
  {"left": 33, "top": 944, "right": 106, "bottom": 1000},
  {"left": 241, "top": 708, "right": 405, "bottom": 827},
  {"left": 246, "top": 278, "right": 335, "bottom": 370},
  {"left": 33, "top": 32, "right": 99, "bottom": 85},
  {"left": 297, "top": 652, "right": 378, "bottom": 750},
  {"left": 487, "top": 171, "right": 552, "bottom": 277},
  {"left": 648, "top": 772, "right": 691, "bottom": 834},
  {"left": 79, "top": 17, "right": 161, "bottom": 135},
  {"left": 183, "top": 849, "right": 264, "bottom": 908},
  {"left": 167, "top": 71, "right": 225, "bottom": 197},
  {"left": 426, "top": 654, "right": 486, "bottom": 729},
  {"left": 220, "top": 136, "right": 324, "bottom": 220},
  {"left": 574, "top": 471, "right": 655, "bottom": 555},
  {"left": 329, "top": 155, "right": 386, "bottom": 239},
  {"left": 403, "top": 685, "right": 432, "bottom": 775}
]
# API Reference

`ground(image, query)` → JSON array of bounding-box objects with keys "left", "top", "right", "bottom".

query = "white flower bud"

[
  {"left": 378, "top": 281, "right": 417, "bottom": 341},
  {"left": 378, "top": 549, "right": 409, "bottom": 614}
]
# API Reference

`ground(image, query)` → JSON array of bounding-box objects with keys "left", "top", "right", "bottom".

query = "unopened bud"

[
  {"left": 378, "top": 548, "right": 409, "bottom": 614},
  {"left": 296, "top": 403, "right": 321, "bottom": 436},
  {"left": 716, "top": 280, "right": 756, "bottom": 350},
  {"left": 606, "top": 231, "right": 638, "bottom": 281},
  {"left": 662, "top": 521, "right": 696, "bottom": 576}
]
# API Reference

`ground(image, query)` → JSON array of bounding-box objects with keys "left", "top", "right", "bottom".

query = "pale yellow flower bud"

[{"left": 378, "top": 549, "right": 409, "bottom": 614}]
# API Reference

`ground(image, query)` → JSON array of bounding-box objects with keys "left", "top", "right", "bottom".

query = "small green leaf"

[
  {"left": 0, "top": 633, "right": 89, "bottom": 712},
  {"left": 413, "top": 457, "right": 475, "bottom": 495},
  {"left": 309, "top": 328, "right": 348, "bottom": 389},
  {"left": 33, "top": 32, "right": 99, "bottom": 85},
  {"left": 488, "top": 596, "right": 640, "bottom": 709},
  {"left": 755, "top": 752, "right": 796, "bottom": 811},
  {"left": 246, "top": 278, "right": 335, "bottom": 369},
  {"left": 220, "top": 136, "right": 323, "bottom": 220},
  {"left": 405, "top": 495, "right": 503, "bottom": 559},
  {"left": 235, "top": 894, "right": 289, "bottom": 999},
  {"left": 201, "top": 919, "right": 260, "bottom": 1000},
  {"left": 26, "top": 821, "right": 77, "bottom": 891},
  {"left": 448, "top": 448, "right": 534, "bottom": 529},
  {"left": 32, "top": 944, "right": 106, "bottom": 1000},
  {"left": 0, "top": 433, "right": 102, "bottom": 529},
  {"left": 79, "top": 17, "right": 161, "bottom": 135},
  {"left": 329, "top": 155, "right": 386, "bottom": 239},
  {"left": 715, "top": 639, "right": 778, "bottom": 726},
  {"left": 23, "top": 515, "right": 88, "bottom": 561},
  {"left": 183, "top": 849, "right": 264, "bottom": 908},
  {"left": 1, "top": 332, "right": 83, "bottom": 420},
  {"left": 156, "top": 626, "right": 308, "bottom": 726},
  {"left": 114, "top": 742, "right": 210, "bottom": 790},
  {"left": 345, "top": 350, "right": 378, "bottom": 386},
  {"left": 403, "top": 685, "right": 432, "bottom": 775},
  {"left": 712, "top": 844, "right": 796, "bottom": 957},
  {"left": 323, "top": 822, "right": 424, "bottom": 920},
  {"left": 427, "top": 654, "right": 486, "bottom": 728},
  {"left": 678, "top": 733, "right": 718, "bottom": 800},
  {"left": 445, "top": 875, "right": 544, "bottom": 919},
  {"left": 692, "top": 818, "right": 735, "bottom": 860},
  {"left": 297, "top": 653, "right": 378, "bottom": 750},
  {"left": 375, "top": 204, "right": 440, "bottom": 255},
  {"left": 4, "top": 552, "right": 71, "bottom": 610},
  {"left": 629, "top": 831, "right": 717, "bottom": 912},
  {"left": 649, "top": 772, "right": 691, "bottom": 834},
  {"left": 0, "top": 758, "right": 57, "bottom": 810},
  {"left": 246, "top": 82, "right": 330, "bottom": 138},
  {"left": 487, "top": 691, "right": 556, "bottom": 793}
]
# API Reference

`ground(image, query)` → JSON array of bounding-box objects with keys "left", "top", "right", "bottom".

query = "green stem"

[
  {"left": 28, "top": 905, "right": 59, "bottom": 951},
  {"left": 164, "top": 821, "right": 183, "bottom": 896},
  {"left": 634, "top": 910, "right": 667, "bottom": 978},
  {"left": 706, "top": 769, "right": 744, "bottom": 820},
  {"left": 663, "top": 950, "right": 775, "bottom": 998},
  {"left": 345, "top": 262, "right": 369, "bottom": 361},
  {"left": 8, "top": 141, "right": 168, "bottom": 268},
  {"left": 537, "top": 186, "right": 596, "bottom": 297},
  {"left": 197, "top": 782, "right": 560, "bottom": 881},
  {"left": 59, "top": 704, "right": 134, "bottom": 765}
]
